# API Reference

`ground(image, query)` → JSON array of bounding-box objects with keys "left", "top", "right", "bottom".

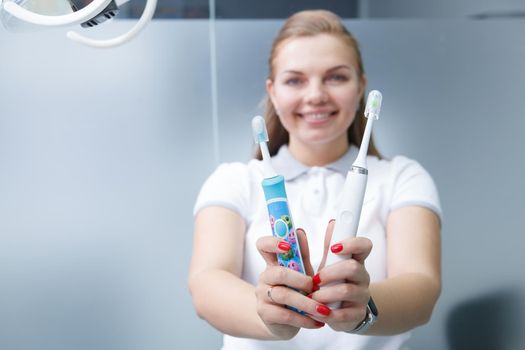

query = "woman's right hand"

[{"left": 255, "top": 229, "right": 333, "bottom": 340}]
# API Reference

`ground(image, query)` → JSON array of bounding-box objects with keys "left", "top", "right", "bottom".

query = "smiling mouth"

[{"left": 299, "top": 111, "right": 338, "bottom": 122}]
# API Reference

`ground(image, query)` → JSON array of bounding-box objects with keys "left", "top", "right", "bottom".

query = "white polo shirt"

[{"left": 194, "top": 145, "right": 441, "bottom": 350}]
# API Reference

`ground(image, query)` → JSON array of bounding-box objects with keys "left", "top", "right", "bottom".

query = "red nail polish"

[
  {"left": 313, "top": 273, "right": 321, "bottom": 285},
  {"left": 331, "top": 243, "right": 343, "bottom": 253},
  {"left": 278, "top": 241, "right": 291, "bottom": 251},
  {"left": 314, "top": 321, "right": 325, "bottom": 327},
  {"left": 316, "top": 304, "right": 331, "bottom": 316},
  {"left": 312, "top": 284, "right": 320, "bottom": 292},
  {"left": 307, "top": 293, "right": 313, "bottom": 299}
]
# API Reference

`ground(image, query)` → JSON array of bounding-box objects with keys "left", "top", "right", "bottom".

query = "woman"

[{"left": 189, "top": 9, "right": 441, "bottom": 349}]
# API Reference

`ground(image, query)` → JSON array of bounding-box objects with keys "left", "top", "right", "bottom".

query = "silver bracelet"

[{"left": 345, "top": 297, "right": 378, "bottom": 334}]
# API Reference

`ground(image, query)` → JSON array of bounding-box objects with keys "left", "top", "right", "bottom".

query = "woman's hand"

[
  {"left": 310, "top": 220, "right": 373, "bottom": 332},
  {"left": 254, "top": 229, "right": 333, "bottom": 339}
]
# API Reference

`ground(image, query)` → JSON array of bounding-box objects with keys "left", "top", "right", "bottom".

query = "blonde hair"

[{"left": 256, "top": 10, "right": 381, "bottom": 160}]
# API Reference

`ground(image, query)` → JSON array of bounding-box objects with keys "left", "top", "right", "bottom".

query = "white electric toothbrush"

[{"left": 323, "top": 90, "right": 382, "bottom": 308}]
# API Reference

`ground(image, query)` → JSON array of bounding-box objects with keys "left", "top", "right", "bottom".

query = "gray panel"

[
  {"left": 0, "top": 20, "right": 221, "bottom": 350},
  {"left": 1, "top": 15, "right": 525, "bottom": 350},
  {"left": 349, "top": 19, "right": 525, "bottom": 350},
  {"left": 367, "top": 0, "right": 525, "bottom": 18}
]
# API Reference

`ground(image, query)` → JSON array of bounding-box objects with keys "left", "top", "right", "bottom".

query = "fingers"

[
  {"left": 259, "top": 265, "right": 313, "bottom": 292},
  {"left": 330, "top": 236, "right": 373, "bottom": 264},
  {"left": 255, "top": 230, "right": 330, "bottom": 331},
  {"left": 256, "top": 302, "right": 326, "bottom": 329},
  {"left": 321, "top": 304, "right": 369, "bottom": 332},
  {"left": 256, "top": 236, "right": 292, "bottom": 266},
  {"left": 311, "top": 258, "right": 370, "bottom": 306},
  {"left": 255, "top": 284, "right": 333, "bottom": 327},
  {"left": 310, "top": 279, "right": 370, "bottom": 306},
  {"left": 315, "top": 258, "right": 370, "bottom": 287},
  {"left": 320, "top": 219, "right": 373, "bottom": 268},
  {"left": 257, "top": 228, "right": 313, "bottom": 275}
]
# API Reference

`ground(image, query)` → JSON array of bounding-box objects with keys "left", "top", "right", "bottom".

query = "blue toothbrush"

[{"left": 252, "top": 115, "right": 307, "bottom": 313}]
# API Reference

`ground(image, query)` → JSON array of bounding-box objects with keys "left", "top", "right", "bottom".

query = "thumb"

[
  {"left": 296, "top": 228, "right": 314, "bottom": 277},
  {"left": 317, "top": 219, "right": 335, "bottom": 271}
]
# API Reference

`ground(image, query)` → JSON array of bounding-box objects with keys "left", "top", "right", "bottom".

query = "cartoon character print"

[
  {"left": 280, "top": 247, "right": 294, "bottom": 261},
  {"left": 269, "top": 215, "right": 275, "bottom": 228},
  {"left": 281, "top": 215, "right": 293, "bottom": 230},
  {"left": 287, "top": 261, "right": 301, "bottom": 272},
  {"left": 287, "top": 230, "right": 297, "bottom": 245}
]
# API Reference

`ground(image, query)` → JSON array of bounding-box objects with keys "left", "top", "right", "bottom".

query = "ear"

[{"left": 266, "top": 78, "right": 277, "bottom": 107}]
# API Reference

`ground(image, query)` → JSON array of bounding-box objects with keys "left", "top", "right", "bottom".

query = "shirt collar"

[{"left": 272, "top": 145, "right": 359, "bottom": 180}]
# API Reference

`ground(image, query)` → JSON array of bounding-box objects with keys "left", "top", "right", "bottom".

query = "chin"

[{"left": 299, "top": 133, "right": 347, "bottom": 147}]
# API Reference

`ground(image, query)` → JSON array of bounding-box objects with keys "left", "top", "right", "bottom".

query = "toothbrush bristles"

[{"left": 252, "top": 115, "right": 269, "bottom": 144}]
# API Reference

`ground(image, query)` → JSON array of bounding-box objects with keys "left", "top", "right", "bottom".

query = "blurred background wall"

[{"left": 1, "top": 1, "right": 524, "bottom": 349}]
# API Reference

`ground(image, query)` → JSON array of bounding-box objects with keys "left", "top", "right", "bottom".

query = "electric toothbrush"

[
  {"left": 252, "top": 116, "right": 307, "bottom": 313},
  {"left": 323, "top": 90, "right": 382, "bottom": 308}
]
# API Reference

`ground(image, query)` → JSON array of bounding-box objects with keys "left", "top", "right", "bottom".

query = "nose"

[{"left": 304, "top": 80, "right": 328, "bottom": 105}]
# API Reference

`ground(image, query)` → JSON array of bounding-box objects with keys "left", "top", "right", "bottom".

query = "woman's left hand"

[{"left": 310, "top": 220, "right": 373, "bottom": 332}]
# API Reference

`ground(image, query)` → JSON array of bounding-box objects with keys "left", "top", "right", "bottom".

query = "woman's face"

[{"left": 267, "top": 34, "right": 366, "bottom": 150}]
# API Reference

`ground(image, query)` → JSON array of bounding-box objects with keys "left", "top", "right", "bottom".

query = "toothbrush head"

[
  {"left": 252, "top": 115, "right": 269, "bottom": 144},
  {"left": 364, "top": 90, "right": 382, "bottom": 120}
]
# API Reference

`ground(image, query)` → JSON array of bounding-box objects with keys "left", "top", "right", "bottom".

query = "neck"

[{"left": 288, "top": 137, "right": 349, "bottom": 167}]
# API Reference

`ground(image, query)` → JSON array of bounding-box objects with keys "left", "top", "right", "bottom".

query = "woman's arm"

[
  {"left": 188, "top": 206, "right": 273, "bottom": 339},
  {"left": 366, "top": 205, "right": 441, "bottom": 335}
]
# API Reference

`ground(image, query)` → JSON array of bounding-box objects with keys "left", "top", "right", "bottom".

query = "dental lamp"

[{"left": 0, "top": 0, "right": 157, "bottom": 48}]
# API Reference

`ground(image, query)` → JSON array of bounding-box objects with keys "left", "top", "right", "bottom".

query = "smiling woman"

[
  {"left": 266, "top": 34, "right": 366, "bottom": 166},
  {"left": 189, "top": 9, "right": 442, "bottom": 350},
  {"left": 259, "top": 10, "right": 380, "bottom": 163}
]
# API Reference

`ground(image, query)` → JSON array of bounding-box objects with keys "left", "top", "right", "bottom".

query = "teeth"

[{"left": 303, "top": 113, "right": 330, "bottom": 121}]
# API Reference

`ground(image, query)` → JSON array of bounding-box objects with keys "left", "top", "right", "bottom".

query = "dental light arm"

[
  {"left": 3, "top": 0, "right": 113, "bottom": 26},
  {"left": 2, "top": 0, "right": 156, "bottom": 48},
  {"left": 67, "top": 0, "right": 156, "bottom": 48}
]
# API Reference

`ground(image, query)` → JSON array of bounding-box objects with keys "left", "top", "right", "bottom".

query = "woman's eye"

[
  {"left": 285, "top": 78, "right": 303, "bottom": 86},
  {"left": 327, "top": 74, "right": 348, "bottom": 82}
]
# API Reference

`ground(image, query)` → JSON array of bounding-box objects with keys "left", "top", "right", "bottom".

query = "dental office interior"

[{"left": 1, "top": 0, "right": 524, "bottom": 349}]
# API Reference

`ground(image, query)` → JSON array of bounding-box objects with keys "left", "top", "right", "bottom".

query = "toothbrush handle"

[
  {"left": 262, "top": 175, "right": 307, "bottom": 314},
  {"left": 324, "top": 167, "right": 368, "bottom": 309},
  {"left": 262, "top": 175, "right": 306, "bottom": 273}
]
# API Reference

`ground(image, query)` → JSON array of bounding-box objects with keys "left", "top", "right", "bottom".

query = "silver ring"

[{"left": 267, "top": 286, "right": 276, "bottom": 303}]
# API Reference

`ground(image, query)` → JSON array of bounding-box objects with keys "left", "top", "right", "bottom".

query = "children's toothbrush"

[
  {"left": 324, "top": 90, "right": 382, "bottom": 308},
  {"left": 252, "top": 116, "right": 307, "bottom": 312}
]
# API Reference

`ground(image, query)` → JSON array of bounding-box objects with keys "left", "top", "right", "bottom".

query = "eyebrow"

[
  {"left": 327, "top": 65, "right": 353, "bottom": 72},
  {"left": 281, "top": 65, "right": 354, "bottom": 75}
]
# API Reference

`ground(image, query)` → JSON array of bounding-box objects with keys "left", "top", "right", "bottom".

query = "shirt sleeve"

[
  {"left": 389, "top": 156, "right": 442, "bottom": 222},
  {"left": 193, "top": 162, "right": 251, "bottom": 220}
]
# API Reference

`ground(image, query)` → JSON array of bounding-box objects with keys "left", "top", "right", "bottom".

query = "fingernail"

[
  {"left": 278, "top": 241, "right": 291, "bottom": 251},
  {"left": 314, "top": 321, "right": 325, "bottom": 327},
  {"left": 312, "top": 284, "right": 320, "bottom": 292},
  {"left": 329, "top": 219, "right": 335, "bottom": 224},
  {"left": 313, "top": 273, "right": 321, "bottom": 285},
  {"left": 296, "top": 228, "right": 305, "bottom": 235},
  {"left": 331, "top": 243, "right": 343, "bottom": 253},
  {"left": 307, "top": 293, "right": 313, "bottom": 299},
  {"left": 316, "top": 304, "right": 331, "bottom": 316}
]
